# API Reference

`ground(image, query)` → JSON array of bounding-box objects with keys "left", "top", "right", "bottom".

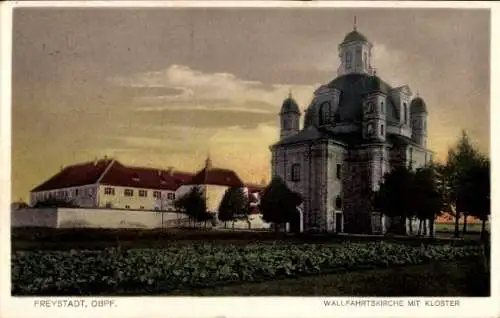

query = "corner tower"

[
  {"left": 337, "top": 17, "right": 374, "bottom": 76},
  {"left": 410, "top": 95, "right": 428, "bottom": 148},
  {"left": 279, "top": 91, "right": 301, "bottom": 139}
]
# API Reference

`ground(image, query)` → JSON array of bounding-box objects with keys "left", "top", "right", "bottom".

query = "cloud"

[{"left": 108, "top": 64, "right": 317, "bottom": 110}]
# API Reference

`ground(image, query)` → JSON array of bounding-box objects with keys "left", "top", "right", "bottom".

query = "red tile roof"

[
  {"left": 31, "top": 159, "right": 112, "bottom": 192},
  {"left": 31, "top": 159, "right": 193, "bottom": 192},
  {"left": 186, "top": 167, "right": 244, "bottom": 188},
  {"left": 31, "top": 158, "right": 260, "bottom": 193},
  {"left": 100, "top": 162, "right": 193, "bottom": 191}
]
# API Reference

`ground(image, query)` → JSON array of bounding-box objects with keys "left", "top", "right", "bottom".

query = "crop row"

[{"left": 12, "top": 242, "right": 483, "bottom": 295}]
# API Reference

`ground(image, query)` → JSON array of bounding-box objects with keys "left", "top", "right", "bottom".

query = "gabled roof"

[
  {"left": 186, "top": 167, "right": 244, "bottom": 188},
  {"left": 99, "top": 162, "right": 193, "bottom": 191},
  {"left": 31, "top": 159, "right": 113, "bottom": 192},
  {"left": 31, "top": 159, "right": 194, "bottom": 192}
]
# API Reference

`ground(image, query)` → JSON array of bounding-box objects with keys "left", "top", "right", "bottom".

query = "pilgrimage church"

[{"left": 271, "top": 20, "right": 433, "bottom": 234}]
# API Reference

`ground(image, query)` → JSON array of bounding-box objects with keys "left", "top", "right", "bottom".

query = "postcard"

[{"left": 1, "top": 1, "right": 497, "bottom": 318}]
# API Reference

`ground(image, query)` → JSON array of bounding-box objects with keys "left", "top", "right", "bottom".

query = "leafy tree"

[
  {"left": 373, "top": 166, "right": 414, "bottom": 235},
  {"left": 459, "top": 156, "right": 490, "bottom": 240},
  {"left": 174, "top": 186, "right": 207, "bottom": 226},
  {"left": 259, "top": 177, "right": 303, "bottom": 233},
  {"left": 218, "top": 187, "right": 249, "bottom": 229},
  {"left": 411, "top": 166, "right": 444, "bottom": 238},
  {"left": 33, "top": 197, "right": 79, "bottom": 208},
  {"left": 437, "top": 131, "right": 486, "bottom": 237}
]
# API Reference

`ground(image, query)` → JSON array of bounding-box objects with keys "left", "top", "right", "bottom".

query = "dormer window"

[{"left": 132, "top": 173, "right": 140, "bottom": 182}]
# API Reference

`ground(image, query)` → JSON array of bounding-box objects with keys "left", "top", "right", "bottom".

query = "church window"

[
  {"left": 364, "top": 52, "right": 368, "bottom": 69},
  {"left": 291, "top": 164, "right": 301, "bottom": 182},
  {"left": 356, "top": 48, "right": 362, "bottom": 67},
  {"left": 366, "top": 123, "right": 374, "bottom": 136},
  {"left": 336, "top": 163, "right": 342, "bottom": 179},
  {"left": 366, "top": 102, "right": 373, "bottom": 114},
  {"left": 381, "top": 101, "right": 385, "bottom": 114},
  {"left": 335, "top": 196, "right": 342, "bottom": 210},
  {"left": 381, "top": 124, "right": 385, "bottom": 136},
  {"left": 346, "top": 51, "right": 352, "bottom": 68},
  {"left": 283, "top": 118, "right": 289, "bottom": 130}
]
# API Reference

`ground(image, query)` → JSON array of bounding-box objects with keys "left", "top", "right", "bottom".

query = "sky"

[{"left": 11, "top": 7, "right": 490, "bottom": 202}]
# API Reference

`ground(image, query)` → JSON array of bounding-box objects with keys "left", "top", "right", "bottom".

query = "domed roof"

[
  {"left": 410, "top": 96, "right": 427, "bottom": 113},
  {"left": 280, "top": 96, "right": 300, "bottom": 114},
  {"left": 303, "top": 74, "right": 400, "bottom": 129},
  {"left": 342, "top": 30, "right": 368, "bottom": 44},
  {"left": 366, "top": 75, "right": 389, "bottom": 94}
]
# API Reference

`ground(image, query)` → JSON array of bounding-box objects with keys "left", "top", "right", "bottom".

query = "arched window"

[
  {"left": 356, "top": 48, "right": 362, "bottom": 67},
  {"left": 380, "top": 101, "right": 385, "bottom": 114},
  {"left": 346, "top": 51, "right": 352, "bottom": 68},
  {"left": 283, "top": 118, "right": 289, "bottom": 130},
  {"left": 335, "top": 196, "right": 342, "bottom": 210},
  {"left": 291, "top": 163, "right": 301, "bottom": 182},
  {"left": 381, "top": 124, "right": 385, "bottom": 136}
]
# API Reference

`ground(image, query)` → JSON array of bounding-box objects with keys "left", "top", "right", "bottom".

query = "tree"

[
  {"left": 411, "top": 166, "right": 444, "bottom": 238},
  {"left": 218, "top": 187, "right": 249, "bottom": 229},
  {"left": 437, "top": 131, "right": 486, "bottom": 237},
  {"left": 259, "top": 177, "right": 303, "bottom": 233},
  {"left": 459, "top": 156, "right": 490, "bottom": 240},
  {"left": 174, "top": 186, "right": 207, "bottom": 226},
  {"left": 373, "top": 166, "right": 414, "bottom": 235}
]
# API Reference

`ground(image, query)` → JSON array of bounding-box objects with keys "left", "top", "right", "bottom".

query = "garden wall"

[{"left": 11, "top": 208, "right": 186, "bottom": 229}]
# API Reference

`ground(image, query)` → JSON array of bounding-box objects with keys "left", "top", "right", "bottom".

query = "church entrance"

[
  {"left": 289, "top": 208, "right": 301, "bottom": 233},
  {"left": 335, "top": 213, "right": 343, "bottom": 233}
]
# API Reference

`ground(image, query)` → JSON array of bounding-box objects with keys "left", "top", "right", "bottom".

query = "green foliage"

[
  {"left": 11, "top": 242, "right": 483, "bottom": 295},
  {"left": 218, "top": 187, "right": 249, "bottom": 223},
  {"left": 435, "top": 131, "right": 490, "bottom": 236},
  {"left": 374, "top": 166, "right": 414, "bottom": 218},
  {"left": 458, "top": 157, "right": 490, "bottom": 221},
  {"left": 411, "top": 167, "right": 444, "bottom": 221},
  {"left": 174, "top": 186, "right": 207, "bottom": 221},
  {"left": 33, "top": 197, "right": 79, "bottom": 208},
  {"left": 259, "top": 177, "right": 303, "bottom": 228}
]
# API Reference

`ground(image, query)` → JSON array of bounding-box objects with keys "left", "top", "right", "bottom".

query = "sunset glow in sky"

[{"left": 12, "top": 8, "right": 490, "bottom": 202}]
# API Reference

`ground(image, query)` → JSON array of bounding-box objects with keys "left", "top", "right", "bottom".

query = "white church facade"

[{"left": 270, "top": 24, "right": 433, "bottom": 234}]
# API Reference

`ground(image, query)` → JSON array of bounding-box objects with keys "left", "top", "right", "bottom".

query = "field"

[
  {"left": 11, "top": 227, "right": 490, "bottom": 296},
  {"left": 434, "top": 222, "right": 488, "bottom": 233}
]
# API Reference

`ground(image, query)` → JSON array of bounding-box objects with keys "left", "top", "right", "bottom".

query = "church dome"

[
  {"left": 304, "top": 74, "right": 399, "bottom": 128},
  {"left": 366, "top": 75, "right": 388, "bottom": 93},
  {"left": 280, "top": 96, "right": 300, "bottom": 114},
  {"left": 410, "top": 96, "right": 427, "bottom": 114},
  {"left": 342, "top": 30, "right": 368, "bottom": 44}
]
